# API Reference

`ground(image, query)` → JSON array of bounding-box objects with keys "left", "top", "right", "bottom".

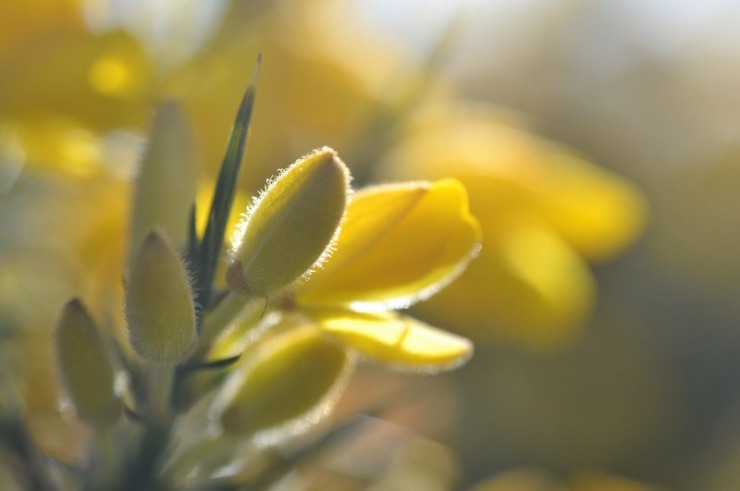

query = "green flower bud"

[
  {"left": 55, "top": 299, "right": 120, "bottom": 427},
  {"left": 125, "top": 229, "right": 197, "bottom": 363},
  {"left": 130, "top": 101, "right": 196, "bottom": 251},
  {"left": 215, "top": 325, "right": 351, "bottom": 441},
  {"left": 228, "top": 147, "right": 350, "bottom": 296}
]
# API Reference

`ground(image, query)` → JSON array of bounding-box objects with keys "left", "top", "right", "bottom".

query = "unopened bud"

[
  {"left": 55, "top": 299, "right": 120, "bottom": 427},
  {"left": 130, "top": 101, "right": 196, "bottom": 251},
  {"left": 228, "top": 147, "right": 350, "bottom": 296},
  {"left": 215, "top": 325, "right": 351, "bottom": 440},
  {"left": 125, "top": 229, "right": 196, "bottom": 363}
]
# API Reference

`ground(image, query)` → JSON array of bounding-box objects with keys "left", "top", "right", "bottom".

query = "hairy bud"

[
  {"left": 228, "top": 147, "right": 350, "bottom": 296},
  {"left": 55, "top": 299, "right": 120, "bottom": 427},
  {"left": 125, "top": 229, "right": 196, "bottom": 363}
]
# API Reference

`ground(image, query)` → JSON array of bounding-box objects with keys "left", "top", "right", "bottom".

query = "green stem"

[
  {"left": 164, "top": 436, "right": 235, "bottom": 485},
  {"left": 198, "top": 293, "right": 265, "bottom": 351},
  {"left": 122, "top": 424, "right": 171, "bottom": 491},
  {"left": 91, "top": 426, "right": 117, "bottom": 489},
  {"left": 149, "top": 365, "right": 175, "bottom": 423}
]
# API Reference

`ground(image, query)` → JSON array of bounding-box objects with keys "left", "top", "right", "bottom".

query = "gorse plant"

[{"left": 0, "top": 61, "right": 482, "bottom": 490}]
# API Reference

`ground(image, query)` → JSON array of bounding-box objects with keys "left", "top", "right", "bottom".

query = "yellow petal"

[
  {"left": 310, "top": 308, "right": 473, "bottom": 372},
  {"left": 228, "top": 147, "right": 350, "bottom": 296},
  {"left": 297, "top": 179, "right": 481, "bottom": 309},
  {"left": 532, "top": 151, "right": 647, "bottom": 262}
]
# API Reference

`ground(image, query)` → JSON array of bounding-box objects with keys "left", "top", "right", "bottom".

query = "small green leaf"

[{"left": 195, "top": 57, "right": 260, "bottom": 310}]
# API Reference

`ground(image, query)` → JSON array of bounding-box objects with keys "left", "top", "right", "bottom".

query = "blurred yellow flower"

[
  {"left": 0, "top": 1, "right": 154, "bottom": 177},
  {"left": 378, "top": 103, "right": 647, "bottom": 351},
  {"left": 470, "top": 468, "right": 662, "bottom": 491}
]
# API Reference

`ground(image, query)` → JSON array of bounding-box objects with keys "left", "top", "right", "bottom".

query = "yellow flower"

[
  {"left": 378, "top": 102, "right": 647, "bottom": 351},
  {"left": 292, "top": 178, "right": 482, "bottom": 371},
  {"left": 0, "top": 0, "right": 154, "bottom": 177},
  {"left": 176, "top": 143, "right": 481, "bottom": 443},
  {"left": 206, "top": 165, "right": 482, "bottom": 367}
]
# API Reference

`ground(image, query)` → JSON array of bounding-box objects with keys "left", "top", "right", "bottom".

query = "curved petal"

[
  {"left": 297, "top": 179, "right": 481, "bottom": 309},
  {"left": 309, "top": 308, "right": 473, "bottom": 372}
]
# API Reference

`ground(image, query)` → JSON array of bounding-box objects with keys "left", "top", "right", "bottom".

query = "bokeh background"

[{"left": 3, "top": 1, "right": 740, "bottom": 489}]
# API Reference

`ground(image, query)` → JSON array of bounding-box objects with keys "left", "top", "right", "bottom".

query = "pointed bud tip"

[
  {"left": 63, "top": 298, "right": 85, "bottom": 314},
  {"left": 143, "top": 228, "right": 164, "bottom": 244}
]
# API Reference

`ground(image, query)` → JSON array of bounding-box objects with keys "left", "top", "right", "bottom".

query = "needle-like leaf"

[{"left": 195, "top": 56, "right": 261, "bottom": 311}]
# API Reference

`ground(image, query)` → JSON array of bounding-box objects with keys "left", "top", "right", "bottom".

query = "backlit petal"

[
  {"left": 310, "top": 308, "right": 473, "bottom": 372},
  {"left": 297, "top": 179, "right": 481, "bottom": 309}
]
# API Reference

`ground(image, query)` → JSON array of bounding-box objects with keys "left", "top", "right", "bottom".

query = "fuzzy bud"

[
  {"left": 55, "top": 299, "right": 120, "bottom": 427},
  {"left": 125, "top": 229, "right": 197, "bottom": 363},
  {"left": 214, "top": 325, "right": 351, "bottom": 440},
  {"left": 228, "top": 147, "right": 350, "bottom": 296},
  {"left": 130, "top": 101, "right": 196, "bottom": 251}
]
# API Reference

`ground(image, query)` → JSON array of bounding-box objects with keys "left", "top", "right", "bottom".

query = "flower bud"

[
  {"left": 55, "top": 299, "right": 120, "bottom": 427},
  {"left": 130, "top": 101, "right": 196, "bottom": 251},
  {"left": 214, "top": 325, "right": 351, "bottom": 441},
  {"left": 228, "top": 147, "right": 350, "bottom": 296},
  {"left": 125, "top": 229, "right": 197, "bottom": 363}
]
